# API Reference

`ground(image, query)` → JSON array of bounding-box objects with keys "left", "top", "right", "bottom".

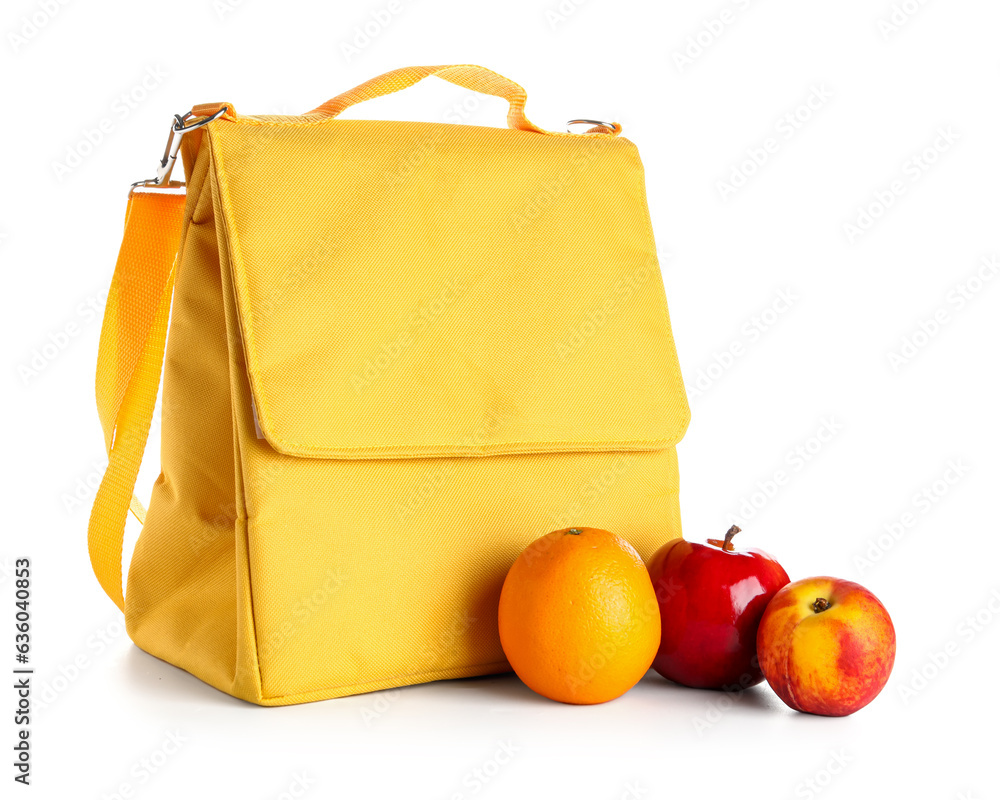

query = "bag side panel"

[{"left": 124, "top": 143, "right": 259, "bottom": 702}]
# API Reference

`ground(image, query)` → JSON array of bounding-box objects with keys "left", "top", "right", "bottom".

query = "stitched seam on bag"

[
  {"left": 207, "top": 126, "right": 276, "bottom": 453},
  {"left": 245, "top": 441, "right": 673, "bottom": 459},
  {"left": 231, "top": 411, "right": 263, "bottom": 702},
  {"left": 204, "top": 139, "right": 269, "bottom": 702},
  {"left": 623, "top": 138, "right": 691, "bottom": 445},
  {"left": 221, "top": 113, "right": 620, "bottom": 140},
  {"left": 210, "top": 125, "right": 682, "bottom": 457},
  {"left": 259, "top": 660, "right": 512, "bottom": 703}
]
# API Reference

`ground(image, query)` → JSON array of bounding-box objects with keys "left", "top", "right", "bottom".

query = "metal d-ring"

[
  {"left": 131, "top": 106, "right": 229, "bottom": 190},
  {"left": 566, "top": 118, "right": 620, "bottom": 134}
]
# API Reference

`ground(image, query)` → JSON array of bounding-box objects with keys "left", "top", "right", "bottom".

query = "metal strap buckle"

[{"left": 131, "top": 106, "right": 228, "bottom": 190}]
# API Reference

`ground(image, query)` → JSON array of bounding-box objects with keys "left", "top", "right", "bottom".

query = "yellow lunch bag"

[{"left": 88, "top": 64, "right": 690, "bottom": 705}]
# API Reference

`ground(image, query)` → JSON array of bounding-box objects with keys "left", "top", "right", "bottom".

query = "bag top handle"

[
  {"left": 185, "top": 66, "right": 620, "bottom": 136},
  {"left": 307, "top": 64, "right": 619, "bottom": 136},
  {"left": 308, "top": 64, "right": 542, "bottom": 132}
]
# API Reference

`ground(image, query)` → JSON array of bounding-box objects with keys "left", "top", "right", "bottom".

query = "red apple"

[
  {"left": 647, "top": 526, "right": 790, "bottom": 690},
  {"left": 756, "top": 576, "right": 895, "bottom": 716}
]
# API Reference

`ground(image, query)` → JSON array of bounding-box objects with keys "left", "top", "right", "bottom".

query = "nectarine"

[{"left": 757, "top": 577, "right": 895, "bottom": 716}]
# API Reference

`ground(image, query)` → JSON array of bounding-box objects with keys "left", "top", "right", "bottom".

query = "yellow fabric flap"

[{"left": 207, "top": 117, "right": 689, "bottom": 459}]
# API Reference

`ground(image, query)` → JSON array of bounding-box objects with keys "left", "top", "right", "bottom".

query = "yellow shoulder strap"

[{"left": 88, "top": 190, "right": 186, "bottom": 611}]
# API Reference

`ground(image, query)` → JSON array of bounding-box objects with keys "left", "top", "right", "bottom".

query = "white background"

[{"left": 3, "top": 0, "right": 999, "bottom": 797}]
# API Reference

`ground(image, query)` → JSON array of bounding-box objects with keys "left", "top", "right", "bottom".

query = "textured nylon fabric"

[
  {"left": 89, "top": 190, "right": 185, "bottom": 610},
  {"left": 210, "top": 119, "right": 686, "bottom": 457},
  {"left": 89, "top": 66, "right": 690, "bottom": 705}
]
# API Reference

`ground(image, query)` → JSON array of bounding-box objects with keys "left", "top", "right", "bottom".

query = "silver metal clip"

[
  {"left": 131, "top": 106, "right": 228, "bottom": 190},
  {"left": 566, "top": 119, "right": 620, "bottom": 134}
]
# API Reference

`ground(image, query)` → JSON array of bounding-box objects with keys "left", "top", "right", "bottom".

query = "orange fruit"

[{"left": 498, "top": 527, "right": 661, "bottom": 704}]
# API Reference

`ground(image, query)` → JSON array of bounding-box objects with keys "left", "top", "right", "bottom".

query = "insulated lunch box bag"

[{"left": 88, "top": 64, "right": 690, "bottom": 705}]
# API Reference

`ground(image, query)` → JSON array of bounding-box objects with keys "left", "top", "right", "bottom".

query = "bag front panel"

[
  {"left": 214, "top": 226, "right": 686, "bottom": 702},
  {"left": 239, "top": 436, "right": 682, "bottom": 700}
]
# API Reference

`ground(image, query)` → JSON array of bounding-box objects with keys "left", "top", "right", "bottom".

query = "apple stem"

[
  {"left": 811, "top": 597, "right": 832, "bottom": 613},
  {"left": 723, "top": 525, "right": 740, "bottom": 552}
]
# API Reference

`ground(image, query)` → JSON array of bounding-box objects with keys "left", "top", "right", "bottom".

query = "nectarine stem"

[{"left": 811, "top": 597, "right": 831, "bottom": 613}]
